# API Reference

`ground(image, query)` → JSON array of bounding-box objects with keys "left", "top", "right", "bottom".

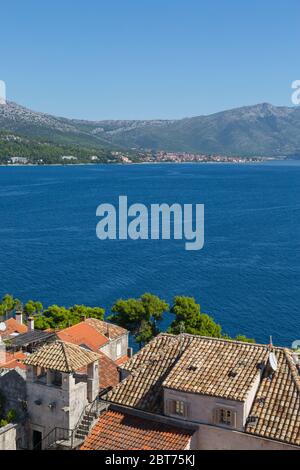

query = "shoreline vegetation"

[
  {"left": 0, "top": 130, "right": 280, "bottom": 166},
  {"left": 0, "top": 293, "right": 255, "bottom": 348}
]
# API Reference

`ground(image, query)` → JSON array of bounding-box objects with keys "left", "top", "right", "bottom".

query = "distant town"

[{"left": 1, "top": 146, "right": 274, "bottom": 167}]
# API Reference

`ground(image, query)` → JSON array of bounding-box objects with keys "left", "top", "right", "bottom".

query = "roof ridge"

[
  {"left": 60, "top": 341, "right": 72, "bottom": 373},
  {"left": 158, "top": 332, "right": 287, "bottom": 350}
]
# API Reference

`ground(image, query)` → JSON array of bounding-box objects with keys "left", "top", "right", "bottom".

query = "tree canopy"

[
  {"left": 0, "top": 292, "right": 255, "bottom": 345},
  {"left": 108, "top": 293, "right": 169, "bottom": 347},
  {"left": 0, "top": 294, "right": 21, "bottom": 318},
  {"left": 34, "top": 304, "right": 105, "bottom": 330},
  {"left": 168, "top": 296, "right": 222, "bottom": 337}
]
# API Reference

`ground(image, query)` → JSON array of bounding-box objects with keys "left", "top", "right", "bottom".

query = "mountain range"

[{"left": 1, "top": 101, "right": 300, "bottom": 158}]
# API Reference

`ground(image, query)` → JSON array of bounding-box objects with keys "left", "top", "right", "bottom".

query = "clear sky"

[{"left": 1, "top": 0, "right": 299, "bottom": 120}]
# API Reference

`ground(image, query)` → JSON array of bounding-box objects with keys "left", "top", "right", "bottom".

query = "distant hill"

[{"left": 1, "top": 101, "right": 300, "bottom": 157}]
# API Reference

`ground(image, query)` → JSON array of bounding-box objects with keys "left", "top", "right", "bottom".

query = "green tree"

[
  {"left": 235, "top": 334, "right": 255, "bottom": 343},
  {"left": 34, "top": 304, "right": 105, "bottom": 330},
  {"left": 168, "top": 296, "right": 222, "bottom": 338},
  {"left": 24, "top": 300, "right": 43, "bottom": 316},
  {"left": 0, "top": 294, "right": 21, "bottom": 317},
  {"left": 109, "top": 299, "right": 145, "bottom": 332},
  {"left": 140, "top": 293, "right": 169, "bottom": 322},
  {"left": 169, "top": 296, "right": 201, "bottom": 334},
  {"left": 109, "top": 293, "right": 169, "bottom": 346},
  {"left": 6, "top": 409, "right": 18, "bottom": 423}
]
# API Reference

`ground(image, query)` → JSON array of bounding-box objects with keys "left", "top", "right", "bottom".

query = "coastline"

[{"left": 0, "top": 158, "right": 284, "bottom": 168}]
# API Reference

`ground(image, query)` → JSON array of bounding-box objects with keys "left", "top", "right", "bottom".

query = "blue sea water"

[{"left": 0, "top": 162, "right": 299, "bottom": 347}]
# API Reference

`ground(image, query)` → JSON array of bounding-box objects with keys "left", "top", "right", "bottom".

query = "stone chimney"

[
  {"left": 28, "top": 317, "right": 34, "bottom": 332},
  {"left": 127, "top": 347, "right": 133, "bottom": 358},
  {"left": 15, "top": 310, "right": 23, "bottom": 325}
]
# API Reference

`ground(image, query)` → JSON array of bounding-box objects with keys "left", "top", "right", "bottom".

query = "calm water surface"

[{"left": 0, "top": 162, "right": 299, "bottom": 347}]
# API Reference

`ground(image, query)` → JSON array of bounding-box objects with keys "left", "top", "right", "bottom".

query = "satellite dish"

[
  {"left": 0, "top": 322, "right": 7, "bottom": 332},
  {"left": 269, "top": 352, "right": 278, "bottom": 372}
]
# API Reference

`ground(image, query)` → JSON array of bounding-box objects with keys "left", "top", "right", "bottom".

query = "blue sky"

[{"left": 0, "top": 0, "right": 299, "bottom": 119}]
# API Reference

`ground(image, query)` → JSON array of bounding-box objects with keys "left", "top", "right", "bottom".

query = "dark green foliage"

[
  {"left": 168, "top": 296, "right": 222, "bottom": 337},
  {"left": 109, "top": 293, "right": 169, "bottom": 347},
  {"left": 0, "top": 292, "right": 255, "bottom": 346},
  {"left": 0, "top": 294, "right": 21, "bottom": 318},
  {"left": 24, "top": 300, "right": 43, "bottom": 316},
  {"left": 0, "top": 391, "right": 18, "bottom": 428},
  {"left": 0, "top": 131, "right": 120, "bottom": 165},
  {"left": 34, "top": 304, "right": 105, "bottom": 330}
]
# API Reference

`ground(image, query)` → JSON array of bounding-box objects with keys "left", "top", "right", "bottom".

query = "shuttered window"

[
  {"left": 215, "top": 407, "right": 236, "bottom": 427},
  {"left": 166, "top": 399, "right": 189, "bottom": 418}
]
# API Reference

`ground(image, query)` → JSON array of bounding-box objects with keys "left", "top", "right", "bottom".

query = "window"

[
  {"left": 166, "top": 399, "right": 189, "bottom": 417},
  {"left": 175, "top": 400, "right": 185, "bottom": 416},
  {"left": 216, "top": 408, "right": 234, "bottom": 427}
]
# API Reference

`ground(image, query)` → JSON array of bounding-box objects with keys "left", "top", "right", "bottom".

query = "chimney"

[
  {"left": 127, "top": 347, "right": 133, "bottom": 358},
  {"left": 105, "top": 323, "right": 111, "bottom": 339},
  {"left": 28, "top": 317, "right": 34, "bottom": 332},
  {"left": 81, "top": 315, "right": 86, "bottom": 322},
  {"left": 15, "top": 310, "right": 23, "bottom": 325}
]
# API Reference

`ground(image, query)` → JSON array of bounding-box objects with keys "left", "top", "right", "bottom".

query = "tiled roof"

[
  {"left": 2, "top": 318, "right": 28, "bottom": 339},
  {"left": 98, "top": 353, "right": 120, "bottom": 390},
  {"left": 80, "top": 410, "right": 194, "bottom": 450},
  {"left": 115, "top": 355, "right": 129, "bottom": 366},
  {"left": 246, "top": 349, "right": 300, "bottom": 446},
  {"left": 106, "top": 334, "right": 193, "bottom": 413},
  {"left": 23, "top": 340, "right": 100, "bottom": 372},
  {"left": 0, "top": 351, "right": 27, "bottom": 370},
  {"left": 85, "top": 318, "right": 127, "bottom": 340},
  {"left": 105, "top": 333, "right": 300, "bottom": 447},
  {"left": 9, "top": 329, "right": 56, "bottom": 348},
  {"left": 57, "top": 322, "right": 109, "bottom": 350},
  {"left": 163, "top": 337, "right": 268, "bottom": 401}
]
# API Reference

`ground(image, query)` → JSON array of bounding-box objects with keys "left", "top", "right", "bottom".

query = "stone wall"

[
  {"left": 100, "top": 333, "right": 128, "bottom": 361},
  {"left": 0, "top": 423, "right": 17, "bottom": 450},
  {"left": 0, "top": 368, "right": 27, "bottom": 418},
  {"left": 195, "top": 423, "right": 299, "bottom": 450}
]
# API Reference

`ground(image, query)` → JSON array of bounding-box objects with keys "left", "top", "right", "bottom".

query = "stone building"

[
  {"left": 83, "top": 334, "right": 300, "bottom": 450},
  {"left": 23, "top": 340, "right": 100, "bottom": 449}
]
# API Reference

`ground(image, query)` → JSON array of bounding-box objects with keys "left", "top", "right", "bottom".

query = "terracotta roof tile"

[
  {"left": 163, "top": 338, "right": 268, "bottom": 401},
  {"left": 57, "top": 322, "right": 109, "bottom": 350},
  {"left": 77, "top": 351, "right": 120, "bottom": 391},
  {"left": 106, "top": 334, "right": 193, "bottom": 413},
  {"left": 23, "top": 340, "right": 100, "bottom": 373},
  {"left": 99, "top": 353, "right": 120, "bottom": 390},
  {"left": 246, "top": 349, "right": 300, "bottom": 446},
  {"left": 104, "top": 333, "right": 300, "bottom": 447},
  {"left": 80, "top": 410, "right": 193, "bottom": 450},
  {"left": 2, "top": 318, "right": 27, "bottom": 339},
  {"left": 85, "top": 318, "right": 127, "bottom": 340},
  {"left": 0, "top": 351, "right": 27, "bottom": 370},
  {"left": 115, "top": 355, "right": 129, "bottom": 366}
]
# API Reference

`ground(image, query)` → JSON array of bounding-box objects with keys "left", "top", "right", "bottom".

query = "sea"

[{"left": 0, "top": 161, "right": 299, "bottom": 347}]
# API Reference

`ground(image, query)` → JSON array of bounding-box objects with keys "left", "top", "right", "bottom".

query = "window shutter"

[
  {"left": 214, "top": 408, "right": 220, "bottom": 424},
  {"left": 184, "top": 402, "right": 190, "bottom": 418},
  {"left": 165, "top": 399, "right": 175, "bottom": 415}
]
